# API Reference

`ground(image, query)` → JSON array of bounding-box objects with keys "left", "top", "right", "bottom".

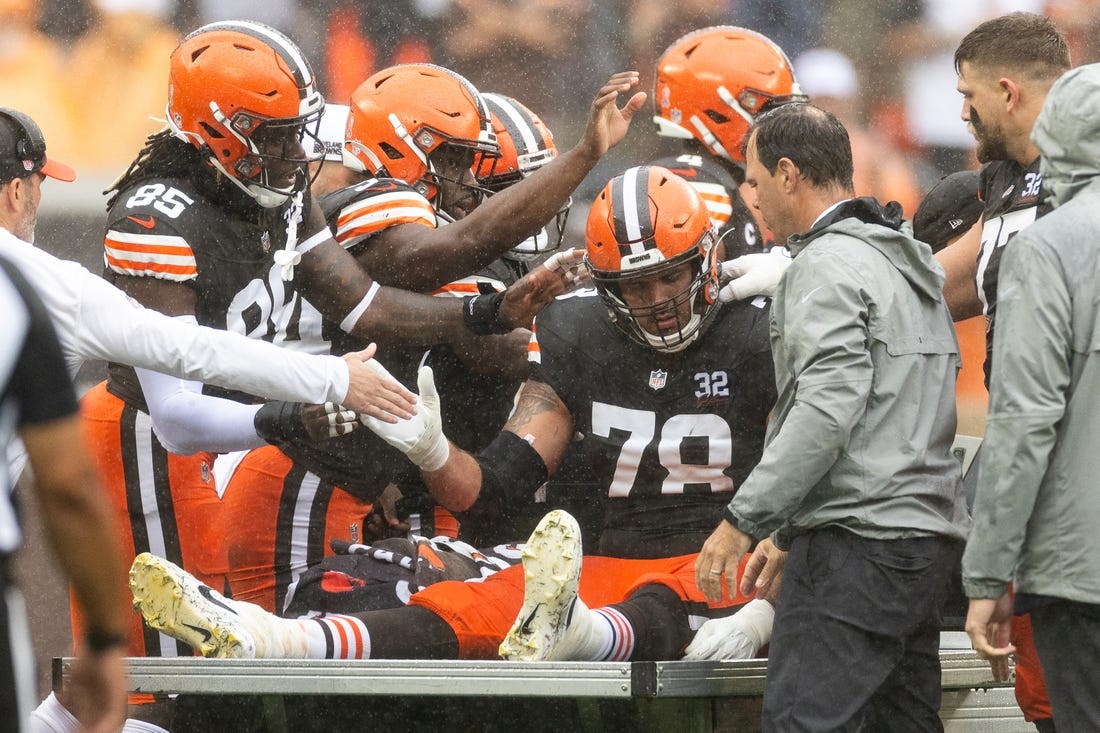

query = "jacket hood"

[
  {"left": 790, "top": 196, "right": 945, "bottom": 301},
  {"left": 1033, "top": 63, "right": 1100, "bottom": 208}
]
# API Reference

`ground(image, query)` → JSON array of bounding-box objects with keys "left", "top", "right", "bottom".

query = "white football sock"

[
  {"left": 551, "top": 598, "right": 635, "bottom": 661},
  {"left": 296, "top": 614, "right": 372, "bottom": 659}
]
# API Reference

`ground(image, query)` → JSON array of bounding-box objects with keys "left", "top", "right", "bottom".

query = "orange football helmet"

[
  {"left": 586, "top": 165, "right": 720, "bottom": 352},
  {"left": 343, "top": 64, "right": 498, "bottom": 205},
  {"left": 477, "top": 93, "right": 568, "bottom": 260},
  {"left": 166, "top": 21, "right": 325, "bottom": 208},
  {"left": 476, "top": 93, "right": 557, "bottom": 191},
  {"left": 654, "top": 26, "right": 806, "bottom": 165}
]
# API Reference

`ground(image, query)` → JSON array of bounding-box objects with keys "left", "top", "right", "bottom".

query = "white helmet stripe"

[
  {"left": 388, "top": 113, "right": 429, "bottom": 167},
  {"left": 614, "top": 166, "right": 656, "bottom": 257},
  {"left": 716, "top": 85, "right": 754, "bottom": 125},
  {"left": 622, "top": 166, "right": 642, "bottom": 246},
  {"left": 486, "top": 95, "right": 540, "bottom": 154},
  {"left": 689, "top": 115, "right": 732, "bottom": 161}
]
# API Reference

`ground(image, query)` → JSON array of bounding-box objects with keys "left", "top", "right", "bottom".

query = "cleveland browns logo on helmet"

[
  {"left": 166, "top": 20, "right": 325, "bottom": 208},
  {"left": 654, "top": 26, "right": 806, "bottom": 165},
  {"left": 586, "top": 165, "right": 720, "bottom": 353}
]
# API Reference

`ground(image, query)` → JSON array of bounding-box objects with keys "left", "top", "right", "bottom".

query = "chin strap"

[{"left": 274, "top": 190, "right": 304, "bottom": 282}]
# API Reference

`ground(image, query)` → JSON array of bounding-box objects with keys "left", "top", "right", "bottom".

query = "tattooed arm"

[{"left": 419, "top": 378, "right": 574, "bottom": 512}]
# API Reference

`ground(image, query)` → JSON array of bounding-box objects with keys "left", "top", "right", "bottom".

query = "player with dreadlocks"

[{"left": 73, "top": 22, "right": 642, "bottom": 729}]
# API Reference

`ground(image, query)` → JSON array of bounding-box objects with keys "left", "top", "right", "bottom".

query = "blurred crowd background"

[
  {"left": 5, "top": 0, "right": 1098, "bottom": 196},
  {"left": 3, "top": 0, "right": 1100, "bottom": 432}
]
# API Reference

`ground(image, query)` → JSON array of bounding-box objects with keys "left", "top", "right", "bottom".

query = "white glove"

[
  {"left": 682, "top": 598, "right": 775, "bottom": 661},
  {"left": 717, "top": 247, "right": 792, "bottom": 302},
  {"left": 360, "top": 366, "right": 450, "bottom": 471},
  {"left": 541, "top": 248, "right": 590, "bottom": 290}
]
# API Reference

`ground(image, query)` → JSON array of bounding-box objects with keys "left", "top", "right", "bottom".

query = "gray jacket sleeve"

[
  {"left": 962, "top": 236, "right": 1070, "bottom": 599},
  {"left": 726, "top": 247, "right": 874, "bottom": 539}
]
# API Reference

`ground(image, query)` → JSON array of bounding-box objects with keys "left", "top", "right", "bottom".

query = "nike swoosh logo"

[
  {"left": 127, "top": 215, "right": 156, "bottom": 229},
  {"left": 519, "top": 603, "right": 543, "bottom": 635},
  {"left": 800, "top": 285, "right": 825, "bottom": 303},
  {"left": 198, "top": 584, "right": 237, "bottom": 616},
  {"left": 667, "top": 167, "right": 699, "bottom": 178},
  {"left": 183, "top": 622, "right": 212, "bottom": 644}
]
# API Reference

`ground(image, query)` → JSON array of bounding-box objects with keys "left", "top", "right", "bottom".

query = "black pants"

[
  {"left": 1031, "top": 599, "right": 1100, "bottom": 731},
  {"left": 762, "top": 527, "right": 962, "bottom": 732}
]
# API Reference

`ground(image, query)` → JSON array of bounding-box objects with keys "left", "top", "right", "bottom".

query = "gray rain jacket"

[
  {"left": 726, "top": 198, "right": 969, "bottom": 547},
  {"left": 962, "top": 63, "right": 1100, "bottom": 603}
]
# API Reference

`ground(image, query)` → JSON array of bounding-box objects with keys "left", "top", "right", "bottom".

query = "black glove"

[{"left": 253, "top": 401, "right": 308, "bottom": 445}]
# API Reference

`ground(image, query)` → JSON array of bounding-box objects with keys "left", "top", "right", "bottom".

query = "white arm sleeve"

[
  {"left": 72, "top": 263, "right": 350, "bottom": 403},
  {"left": 136, "top": 344, "right": 266, "bottom": 455}
]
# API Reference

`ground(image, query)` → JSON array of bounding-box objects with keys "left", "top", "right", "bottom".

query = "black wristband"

[
  {"left": 85, "top": 628, "right": 126, "bottom": 653},
  {"left": 458, "top": 431, "right": 548, "bottom": 529},
  {"left": 253, "top": 401, "right": 309, "bottom": 445},
  {"left": 462, "top": 291, "right": 510, "bottom": 335}
]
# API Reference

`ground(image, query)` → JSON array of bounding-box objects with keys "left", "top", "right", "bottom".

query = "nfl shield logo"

[{"left": 648, "top": 369, "right": 668, "bottom": 391}]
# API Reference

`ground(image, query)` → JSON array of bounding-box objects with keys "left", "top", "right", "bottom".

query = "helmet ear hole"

[{"left": 379, "top": 141, "right": 404, "bottom": 160}]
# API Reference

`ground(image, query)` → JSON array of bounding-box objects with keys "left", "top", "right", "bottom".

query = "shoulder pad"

[{"left": 320, "top": 177, "right": 436, "bottom": 249}]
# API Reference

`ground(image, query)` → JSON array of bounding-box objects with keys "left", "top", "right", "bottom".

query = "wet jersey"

[
  {"left": 316, "top": 177, "right": 439, "bottom": 364},
  {"left": 103, "top": 174, "right": 297, "bottom": 406},
  {"left": 977, "top": 158, "right": 1049, "bottom": 384},
  {"left": 649, "top": 152, "right": 763, "bottom": 258},
  {"left": 529, "top": 290, "right": 776, "bottom": 558},
  {"left": 320, "top": 177, "right": 438, "bottom": 254},
  {"left": 320, "top": 178, "right": 529, "bottom": 542}
]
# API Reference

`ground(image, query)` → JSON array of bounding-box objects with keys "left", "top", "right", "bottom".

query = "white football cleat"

[
  {"left": 499, "top": 509, "right": 586, "bottom": 661},
  {"left": 129, "top": 552, "right": 258, "bottom": 659}
]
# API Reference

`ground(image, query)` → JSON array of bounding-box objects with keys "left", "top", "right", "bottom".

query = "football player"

[
  {"left": 218, "top": 85, "right": 597, "bottom": 615},
  {"left": 939, "top": 13, "right": 1072, "bottom": 733},
  {"left": 650, "top": 26, "right": 806, "bottom": 258},
  {"left": 129, "top": 166, "right": 779, "bottom": 665},
  {"left": 80, "top": 18, "right": 641, "bottom": 679}
]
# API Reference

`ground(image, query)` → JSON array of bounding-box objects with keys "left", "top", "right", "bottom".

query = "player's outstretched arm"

[
  {"left": 341, "top": 344, "right": 417, "bottom": 423},
  {"left": 361, "top": 74, "right": 647, "bottom": 292},
  {"left": 497, "top": 248, "right": 589, "bottom": 332},
  {"left": 363, "top": 371, "right": 574, "bottom": 513}
]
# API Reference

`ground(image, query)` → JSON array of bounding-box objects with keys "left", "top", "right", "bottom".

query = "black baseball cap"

[
  {"left": 0, "top": 107, "right": 76, "bottom": 183},
  {"left": 912, "top": 170, "right": 982, "bottom": 253}
]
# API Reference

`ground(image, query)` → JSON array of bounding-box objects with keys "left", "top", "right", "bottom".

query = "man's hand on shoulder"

[{"left": 718, "top": 247, "right": 792, "bottom": 301}]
